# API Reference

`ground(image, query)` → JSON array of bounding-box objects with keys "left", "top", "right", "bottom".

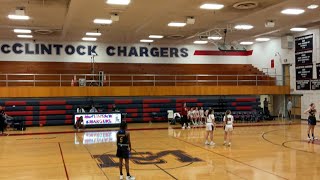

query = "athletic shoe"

[
  {"left": 307, "top": 137, "right": 311, "bottom": 141},
  {"left": 126, "top": 176, "right": 135, "bottom": 180},
  {"left": 223, "top": 141, "right": 227, "bottom": 145},
  {"left": 187, "top": 126, "right": 191, "bottom": 129},
  {"left": 120, "top": 175, "right": 123, "bottom": 180},
  {"left": 205, "top": 141, "right": 209, "bottom": 145},
  {"left": 228, "top": 142, "right": 231, "bottom": 146},
  {"left": 182, "top": 126, "right": 185, "bottom": 129},
  {"left": 210, "top": 142, "right": 215, "bottom": 146}
]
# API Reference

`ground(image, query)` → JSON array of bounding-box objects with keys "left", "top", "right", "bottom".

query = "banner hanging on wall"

[
  {"left": 311, "top": 79, "right": 320, "bottom": 90},
  {"left": 0, "top": 41, "right": 253, "bottom": 64},
  {"left": 295, "top": 65, "right": 313, "bottom": 80},
  {"left": 295, "top": 34, "right": 313, "bottom": 90},
  {"left": 316, "top": 63, "right": 320, "bottom": 79},
  {"left": 296, "top": 80, "right": 311, "bottom": 90}
]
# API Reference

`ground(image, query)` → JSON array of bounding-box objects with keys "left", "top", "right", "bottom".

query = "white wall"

[
  {"left": 0, "top": 41, "right": 250, "bottom": 65},
  {"left": 250, "top": 27, "right": 320, "bottom": 119}
]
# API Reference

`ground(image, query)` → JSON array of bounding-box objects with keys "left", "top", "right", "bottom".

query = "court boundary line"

[
  {"left": 1, "top": 122, "right": 299, "bottom": 137},
  {"left": 172, "top": 136, "right": 289, "bottom": 180},
  {"left": 75, "top": 133, "right": 110, "bottom": 180},
  {"left": 132, "top": 148, "right": 178, "bottom": 180},
  {"left": 58, "top": 142, "right": 69, "bottom": 180},
  {"left": 262, "top": 128, "right": 318, "bottom": 154}
]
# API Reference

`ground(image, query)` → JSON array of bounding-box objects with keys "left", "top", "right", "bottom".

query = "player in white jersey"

[
  {"left": 188, "top": 108, "right": 194, "bottom": 126},
  {"left": 194, "top": 107, "right": 200, "bottom": 126},
  {"left": 223, "top": 110, "right": 234, "bottom": 146},
  {"left": 205, "top": 109, "right": 215, "bottom": 146},
  {"left": 199, "top": 107, "right": 205, "bottom": 125}
]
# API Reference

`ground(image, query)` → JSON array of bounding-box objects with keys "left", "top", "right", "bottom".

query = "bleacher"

[{"left": 0, "top": 96, "right": 261, "bottom": 126}]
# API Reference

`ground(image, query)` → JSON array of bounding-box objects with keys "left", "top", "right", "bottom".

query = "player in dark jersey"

[
  {"left": 116, "top": 122, "right": 135, "bottom": 180},
  {"left": 304, "top": 103, "right": 317, "bottom": 141}
]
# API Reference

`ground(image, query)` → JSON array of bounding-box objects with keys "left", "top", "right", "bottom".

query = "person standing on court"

[
  {"left": 223, "top": 110, "right": 234, "bottom": 146},
  {"left": 181, "top": 103, "right": 190, "bottom": 129},
  {"left": 287, "top": 99, "right": 292, "bottom": 121},
  {"left": 204, "top": 109, "right": 215, "bottom": 146},
  {"left": 263, "top": 98, "right": 269, "bottom": 116},
  {"left": 304, "top": 103, "right": 317, "bottom": 141},
  {"left": 117, "top": 122, "right": 135, "bottom": 180}
]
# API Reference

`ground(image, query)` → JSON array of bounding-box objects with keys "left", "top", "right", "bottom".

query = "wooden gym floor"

[{"left": 0, "top": 120, "right": 319, "bottom": 180}]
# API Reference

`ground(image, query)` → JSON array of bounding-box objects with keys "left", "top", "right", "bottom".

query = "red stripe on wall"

[
  {"left": 236, "top": 98, "right": 257, "bottom": 102},
  {"left": 26, "top": 106, "right": 33, "bottom": 111},
  {"left": 115, "top": 100, "right": 133, "bottom": 104},
  {"left": 197, "top": 103, "right": 204, "bottom": 107},
  {"left": 125, "top": 118, "right": 133, "bottom": 122},
  {"left": 40, "top": 110, "right": 66, "bottom": 115},
  {"left": 125, "top": 109, "right": 138, "bottom": 113},
  {"left": 194, "top": 50, "right": 253, "bottom": 56},
  {"left": 143, "top": 104, "right": 150, "bottom": 108},
  {"left": 143, "top": 99, "right": 171, "bottom": 104},
  {"left": 25, "top": 121, "right": 33, "bottom": 126},
  {"left": 236, "top": 106, "right": 252, "bottom": 111},
  {"left": 40, "top": 100, "right": 66, "bottom": 105},
  {"left": 176, "top": 99, "right": 198, "bottom": 103},
  {"left": 65, "top": 105, "right": 73, "bottom": 109},
  {"left": 66, "top": 115, "right": 73, "bottom": 119},
  {"left": 7, "top": 111, "right": 33, "bottom": 116},
  {"left": 5, "top": 101, "right": 27, "bottom": 106},
  {"left": 26, "top": 116, "right": 33, "bottom": 121},
  {"left": 231, "top": 102, "right": 237, "bottom": 106},
  {"left": 143, "top": 108, "right": 160, "bottom": 113},
  {"left": 40, "top": 106, "right": 47, "bottom": 110},
  {"left": 65, "top": 120, "right": 73, "bottom": 124}
]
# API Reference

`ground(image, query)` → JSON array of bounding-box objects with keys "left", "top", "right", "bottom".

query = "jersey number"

[{"left": 119, "top": 137, "right": 123, "bottom": 143}]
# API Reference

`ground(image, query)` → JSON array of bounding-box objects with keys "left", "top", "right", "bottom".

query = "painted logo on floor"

[{"left": 93, "top": 150, "right": 203, "bottom": 169}]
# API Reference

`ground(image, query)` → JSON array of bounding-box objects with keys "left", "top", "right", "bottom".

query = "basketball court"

[
  {"left": 0, "top": 120, "right": 318, "bottom": 180},
  {"left": 1, "top": 0, "right": 320, "bottom": 179}
]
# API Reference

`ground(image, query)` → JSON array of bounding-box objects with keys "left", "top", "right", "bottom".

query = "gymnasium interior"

[{"left": 0, "top": 0, "right": 319, "bottom": 179}]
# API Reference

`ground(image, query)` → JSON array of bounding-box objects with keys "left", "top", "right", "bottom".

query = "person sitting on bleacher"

[
  {"left": 77, "top": 106, "right": 86, "bottom": 113},
  {"left": 112, "top": 104, "right": 120, "bottom": 112},
  {"left": 90, "top": 105, "right": 98, "bottom": 113},
  {"left": 0, "top": 106, "right": 13, "bottom": 128}
]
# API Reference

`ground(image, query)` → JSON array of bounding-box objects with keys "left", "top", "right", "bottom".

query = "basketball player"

[
  {"left": 205, "top": 109, "right": 215, "bottom": 145},
  {"left": 223, "top": 110, "right": 234, "bottom": 146},
  {"left": 189, "top": 107, "right": 195, "bottom": 126},
  {"left": 181, "top": 103, "right": 187, "bottom": 129},
  {"left": 304, "top": 103, "right": 317, "bottom": 141},
  {"left": 194, "top": 107, "right": 200, "bottom": 126},
  {"left": 116, "top": 122, "right": 135, "bottom": 180},
  {"left": 199, "top": 107, "right": 205, "bottom": 125}
]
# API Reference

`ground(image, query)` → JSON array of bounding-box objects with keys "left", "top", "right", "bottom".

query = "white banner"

[
  {"left": 74, "top": 113, "right": 121, "bottom": 126},
  {"left": 0, "top": 40, "right": 250, "bottom": 64}
]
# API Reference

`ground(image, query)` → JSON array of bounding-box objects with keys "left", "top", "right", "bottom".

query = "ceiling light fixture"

[
  {"left": 106, "top": 0, "right": 131, "bottom": 5},
  {"left": 307, "top": 4, "right": 319, "bottom": 9},
  {"left": 168, "top": 22, "right": 186, "bottom": 27},
  {"left": 82, "top": 37, "right": 97, "bottom": 41},
  {"left": 240, "top": 41, "right": 254, "bottom": 45},
  {"left": 234, "top": 24, "right": 254, "bottom": 30},
  {"left": 281, "top": 8, "right": 305, "bottom": 15},
  {"left": 8, "top": 14, "right": 30, "bottom": 20},
  {"left": 93, "top": 19, "right": 112, "bottom": 24},
  {"left": 290, "top": 27, "right": 307, "bottom": 32},
  {"left": 208, "top": 36, "right": 222, "bottom": 40},
  {"left": 17, "top": 34, "right": 33, "bottom": 38},
  {"left": 86, "top": 32, "right": 102, "bottom": 36},
  {"left": 14, "top": 29, "right": 32, "bottom": 33},
  {"left": 255, "top": 38, "right": 270, "bottom": 42},
  {"left": 149, "top": 35, "right": 164, "bottom": 39},
  {"left": 200, "top": 3, "right": 224, "bottom": 10},
  {"left": 140, "top": 39, "right": 154, "bottom": 43},
  {"left": 194, "top": 40, "right": 208, "bottom": 44}
]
